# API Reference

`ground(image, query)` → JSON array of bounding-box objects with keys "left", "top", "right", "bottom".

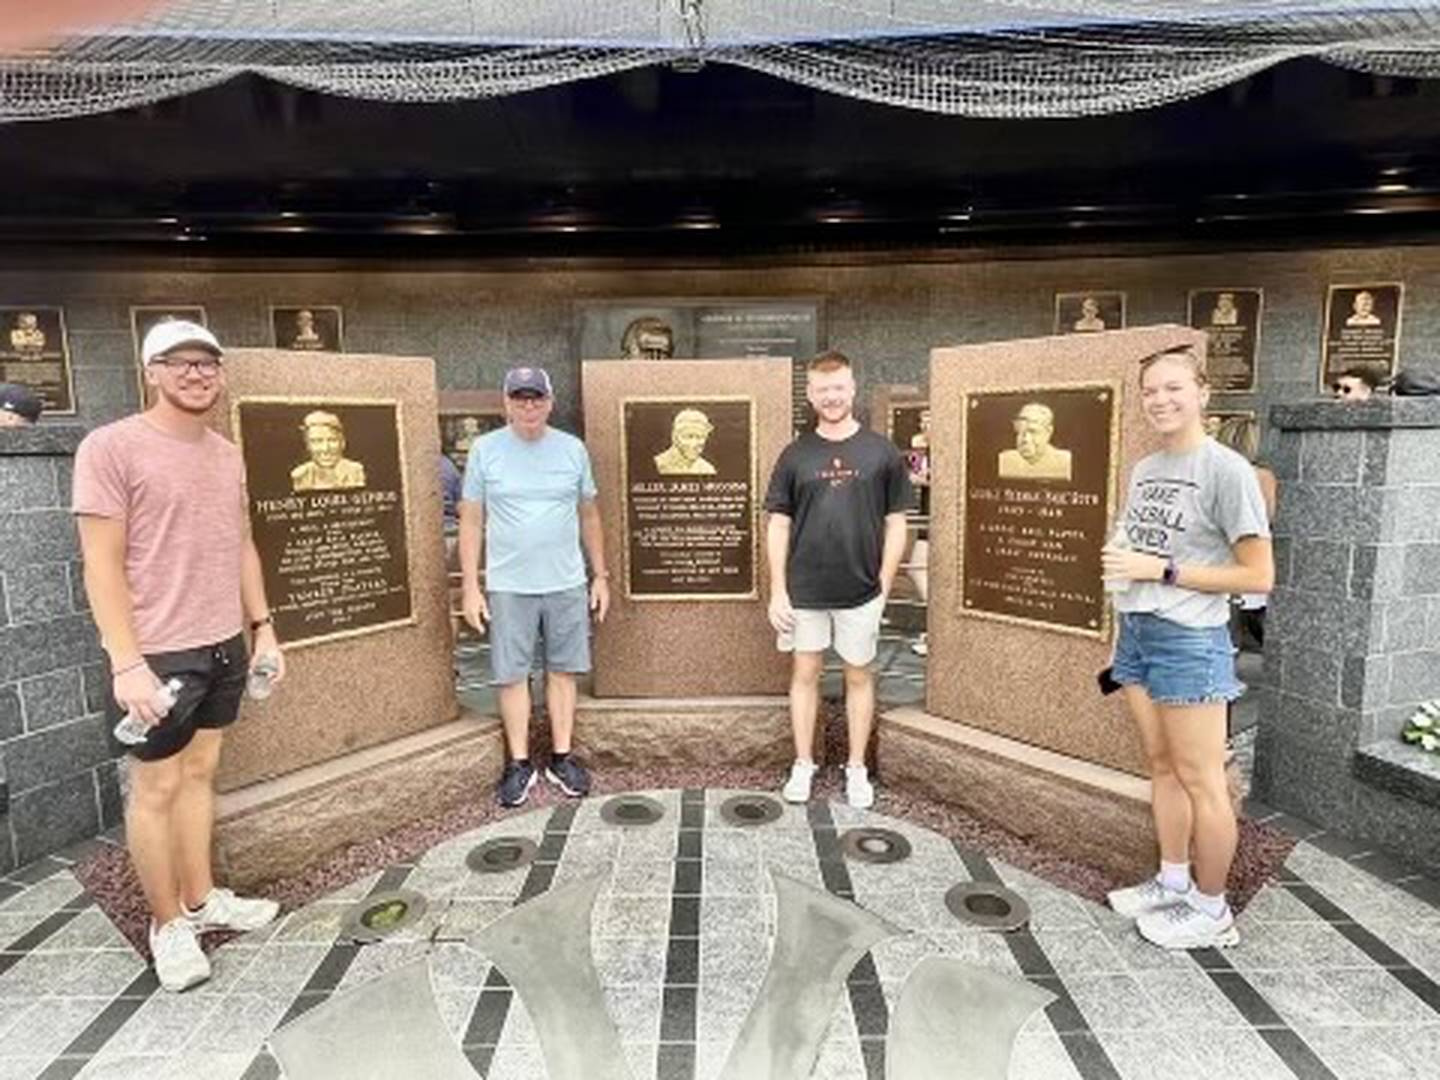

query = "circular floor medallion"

[
  {"left": 600, "top": 794, "right": 666, "bottom": 826},
  {"left": 343, "top": 889, "right": 429, "bottom": 942},
  {"left": 839, "top": 827, "right": 913, "bottom": 864},
  {"left": 466, "top": 836, "right": 539, "bottom": 875},
  {"left": 719, "top": 794, "right": 784, "bottom": 827},
  {"left": 944, "top": 881, "right": 1032, "bottom": 931}
]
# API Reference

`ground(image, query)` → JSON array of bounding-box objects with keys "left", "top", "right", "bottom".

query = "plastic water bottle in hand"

[
  {"left": 247, "top": 653, "right": 281, "bottom": 701},
  {"left": 1104, "top": 525, "right": 1132, "bottom": 595},
  {"left": 113, "top": 677, "right": 182, "bottom": 746}
]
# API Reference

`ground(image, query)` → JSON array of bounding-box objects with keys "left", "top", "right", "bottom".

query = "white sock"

[
  {"left": 793, "top": 758, "right": 815, "bottom": 770},
  {"left": 1188, "top": 887, "right": 1228, "bottom": 919},
  {"left": 1158, "top": 861, "right": 1191, "bottom": 894},
  {"left": 846, "top": 764, "right": 867, "bottom": 775}
]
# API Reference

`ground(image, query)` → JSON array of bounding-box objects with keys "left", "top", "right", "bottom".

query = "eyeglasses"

[
  {"left": 508, "top": 393, "right": 548, "bottom": 405},
  {"left": 153, "top": 356, "right": 222, "bottom": 376}
]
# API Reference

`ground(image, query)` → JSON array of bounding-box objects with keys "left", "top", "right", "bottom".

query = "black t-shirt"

[{"left": 764, "top": 428, "right": 912, "bottom": 609}]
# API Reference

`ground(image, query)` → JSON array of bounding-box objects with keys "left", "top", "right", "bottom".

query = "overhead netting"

[{"left": 5, "top": 1, "right": 1440, "bottom": 122}]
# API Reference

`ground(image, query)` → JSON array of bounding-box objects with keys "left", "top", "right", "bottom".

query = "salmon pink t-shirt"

[{"left": 72, "top": 414, "right": 247, "bottom": 653}]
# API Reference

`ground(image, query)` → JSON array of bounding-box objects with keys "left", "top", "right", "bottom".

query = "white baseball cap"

[{"left": 142, "top": 319, "right": 223, "bottom": 365}]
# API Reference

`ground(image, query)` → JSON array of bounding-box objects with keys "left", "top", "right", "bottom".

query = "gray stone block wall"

[
  {"left": 1254, "top": 398, "right": 1440, "bottom": 874},
  {"left": 0, "top": 425, "right": 117, "bottom": 873}
]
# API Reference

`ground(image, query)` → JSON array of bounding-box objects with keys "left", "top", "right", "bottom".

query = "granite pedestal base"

[
  {"left": 212, "top": 710, "right": 503, "bottom": 890},
  {"left": 573, "top": 694, "right": 821, "bottom": 768},
  {"left": 878, "top": 707, "right": 1156, "bottom": 882}
]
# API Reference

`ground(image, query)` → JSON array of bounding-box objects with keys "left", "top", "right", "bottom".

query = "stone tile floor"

[{"left": 1, "top": 788, "right": 1437, "bottom": 1080}]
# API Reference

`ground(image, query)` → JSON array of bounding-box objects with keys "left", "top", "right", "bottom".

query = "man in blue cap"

[{"left": 458, "top": 366, "right": 611, "bottom": 806}]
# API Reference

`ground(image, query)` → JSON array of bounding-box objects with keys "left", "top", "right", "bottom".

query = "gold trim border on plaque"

[
  {"left": 1186, "top": 287, "right": 1263, "bottom": 395},
  {"left": 267, "top": 304, "right": 345, "bottom": 352},
  {"left": 129, "top": 306, "right": 208, "bottom": 406},
  {"left": 1318, "top": 281, "right": 1404, "bottom": 393},
  {"left": 230, "top": 394, "right": 418, "bottom": 650},
  {"left": 955, "top": 378, "right": 1123, "bottom": 642},
  {"left": 617, "top": 393, "right": 760, "bottom": 603},
  {"left": 0, "top": 305, "right": 77, "bottom": 417}
]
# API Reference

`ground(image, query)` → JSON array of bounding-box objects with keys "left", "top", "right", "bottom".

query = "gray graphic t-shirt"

[{"left": 1113, "top": 438, "right": 1270, "bottom": 628}]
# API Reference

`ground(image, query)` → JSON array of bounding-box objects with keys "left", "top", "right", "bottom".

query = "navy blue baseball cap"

[
  {"left": 503, "top": 366, "right": 553, "bottom": 397},
  {"left": 0, "top": 382, "right": 42, "bottom": 423}
]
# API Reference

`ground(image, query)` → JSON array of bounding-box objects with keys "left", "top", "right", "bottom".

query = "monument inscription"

[
  {"left": 1188, "top": 288, "right": 1262, "bottom": 393},
  {"left": 621, "top": 396, "right": 756, "bottom": 599},
  {"left": 235, "top": 398, "right": 413, "bottom": 647},
  {"left": 960, "top": 383, "right": 1118, "bottom": 638},
  {"left": 1320, "top": 282, "right": 1402, "bottom": 391},
  {"left": 0, "top": 306, "right": 74, "bottom": 414}
]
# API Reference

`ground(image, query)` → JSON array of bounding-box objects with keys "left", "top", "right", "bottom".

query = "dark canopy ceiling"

[{"left": 3, "top": 57, "right": 1440, "bottom": 258}]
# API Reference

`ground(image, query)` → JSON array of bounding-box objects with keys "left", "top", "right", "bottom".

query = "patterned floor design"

[{"left": 1, "top": 788, "right": 1437, "bottom": 1080}]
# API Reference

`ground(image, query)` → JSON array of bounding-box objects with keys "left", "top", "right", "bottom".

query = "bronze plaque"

[
  {"left": 439, "top": 408, "right": 506, "bottom": 471},
  {"left": 620, "top": 396, "right": 756, "bottom": 600},
  {"left": 960, "top": 383, "right": 1119, "bottom": 638},
  {"left": 130, "top": 306, "right": 208, "bottom": 403},
  {"left": 234, "top": 398, "right": 413, "bottom": 648},
  {"left": 1188, "top": 288, "right": 1263, "bottom": 393},
  {"left": 1320, "top": 283, "right": 1402, "bottom": 391},
  {"left": 270, "top": 305, "right": 344, "bottom": 352},
  {"left": 0, "top": 306, "right": 74, "bottom": 414},
  {"left": 887, "top": 401, "right": 930, "bottom": 516},
  {"left": 1054, "top": 292, "right": 1125, "bottom": 335}
]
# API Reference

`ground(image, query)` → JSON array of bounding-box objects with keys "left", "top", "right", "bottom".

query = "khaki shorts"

[{"left": 777, "top": 593, "right": 886, "bottom": 667}]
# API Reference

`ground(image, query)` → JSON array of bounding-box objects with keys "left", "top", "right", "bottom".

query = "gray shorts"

[
  {"left": 488, "top": 586, "right": 591, "bottom": 686},
  {"left": 777, "top": 593, "right": 886, "bottom": 667}
]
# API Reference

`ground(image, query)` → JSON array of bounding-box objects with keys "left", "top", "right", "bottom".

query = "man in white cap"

[
  {"left": 72, "top": 320, "right": 286, "bottom": 992},
  {"left": 458, "top": 366, "right": 611, "bottom": 807}
]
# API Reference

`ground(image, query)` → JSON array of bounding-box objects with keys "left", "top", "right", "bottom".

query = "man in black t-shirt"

[{"left": 764, "top": 351, "right": 911, "bottom": 808}]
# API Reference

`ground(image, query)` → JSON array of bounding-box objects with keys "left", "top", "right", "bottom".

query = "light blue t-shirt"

[{"left": 462, "top": 426, "right": 598, "bottom": 594}]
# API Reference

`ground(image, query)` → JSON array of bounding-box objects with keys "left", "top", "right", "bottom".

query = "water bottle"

[
  {"left": 113, "top": 677, "right": 182, "bottom": 746},
  {"left": 1103, "top": 524, "right": 1132, "bottom": 594},
  {"left": 247, "top": 653, "right": 281, "bottom": 701}
]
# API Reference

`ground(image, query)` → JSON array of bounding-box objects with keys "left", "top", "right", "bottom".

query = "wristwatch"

[{"left": 1161, "top": 559, "right": 1180, "bottom": 587}]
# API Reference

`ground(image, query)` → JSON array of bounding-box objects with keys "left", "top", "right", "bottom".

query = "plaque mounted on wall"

[
  {"left": 234, "top": 397, "right": 413, "bottom": 648},
  {"left": 1054, "top": 292, "right": 1126, "bottom": 335},
  {"left": 130, "top": 306, "right": 208, "bottom": 402},
  {"left": 0, "top": 306, "right": 74, "bottom": 414},
  {"left": 1320, "top": 283, "right": 1402, "bottom": 392},
  {"left": 1204, "top": 409, "right": 1258, "bottom": 459},
  {"left": 577, "top": 298, "right": 824, "bottom": 435},
  {"left": 1188, "top": 288, "right": 1262, "bottom": 393},
  {"left": 438, "top": 390, "right": 506, "bottom": 472},
  {"left": 270, "top": 305, "right": 344, "bottom": 353},
  {"left": 887, "top": 400, "right": 930, "bottom": 515},
  {"left": 959, "top": 382, "right": 1120, "bottom": 639},
  {"left": 620, "top": 395, "right": 757, "bottom": 600}
]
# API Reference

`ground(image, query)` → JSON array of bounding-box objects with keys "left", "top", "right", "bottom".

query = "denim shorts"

[
  {"left": 1110, "top": 612, "right": 1244, "bottom": 706},
  {"left": 487, "top": 586, "right": 591, "bottom": 686}
]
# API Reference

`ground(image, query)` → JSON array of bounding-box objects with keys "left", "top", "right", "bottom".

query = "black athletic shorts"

[{"left": 110, "top": 633, "right": 248, "bottom": 762}]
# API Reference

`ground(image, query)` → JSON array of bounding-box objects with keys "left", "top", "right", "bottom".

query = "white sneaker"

[
  {"left": 184, "top": 887, "right": 280, "bottom": 934},
  {"left": 844, "top": 765, "right": 875, "bottom": 809},
  {"left": 1107, "top": 876, "right": 1182, "bottom": 920},
  {"left": 149, "top": 917, "right": 211, "bottom": 992},
  {"left": 782, "top": 760, "right": 817, "bottom": 803},
  {"left": 1137, "top": 895, "right": 1239, "bottom": 950},
  {"left": 911, "top": 634, "right": 928, "bottom": 657}
]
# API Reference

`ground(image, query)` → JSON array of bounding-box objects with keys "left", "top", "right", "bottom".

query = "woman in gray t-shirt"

[{"left": 1100, "top": 345, "right": 1273, "bottom": 952}]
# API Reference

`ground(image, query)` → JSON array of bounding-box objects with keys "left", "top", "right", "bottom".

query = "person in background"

[
  {"left": 1332, "top": 365, "right": 1381, "bottom": 402},
  {"left": 0, "top": 382, "right": 42, "bottom": 427},
  {"left": 1102, "top": 344, "right": 1273, "bottom": 951}
]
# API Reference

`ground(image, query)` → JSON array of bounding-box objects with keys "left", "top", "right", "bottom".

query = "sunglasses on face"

[
  {"left": 509, "top": 393, "right": 547, "bottom": 404},
  {"left": 153, "top": 355, "right": 222, "bottom": 376}
]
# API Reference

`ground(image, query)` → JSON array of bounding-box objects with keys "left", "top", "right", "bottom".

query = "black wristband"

[{"left": 250, "top": 615, "right": 273, "bottom": 632}]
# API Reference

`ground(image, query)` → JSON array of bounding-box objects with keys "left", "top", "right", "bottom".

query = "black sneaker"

[
  {"left": 545, "top": 755, "right": 591, "bottom": 797},
  {"left": 497, "top": 761, "right": 537, "bottom": 807}
]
